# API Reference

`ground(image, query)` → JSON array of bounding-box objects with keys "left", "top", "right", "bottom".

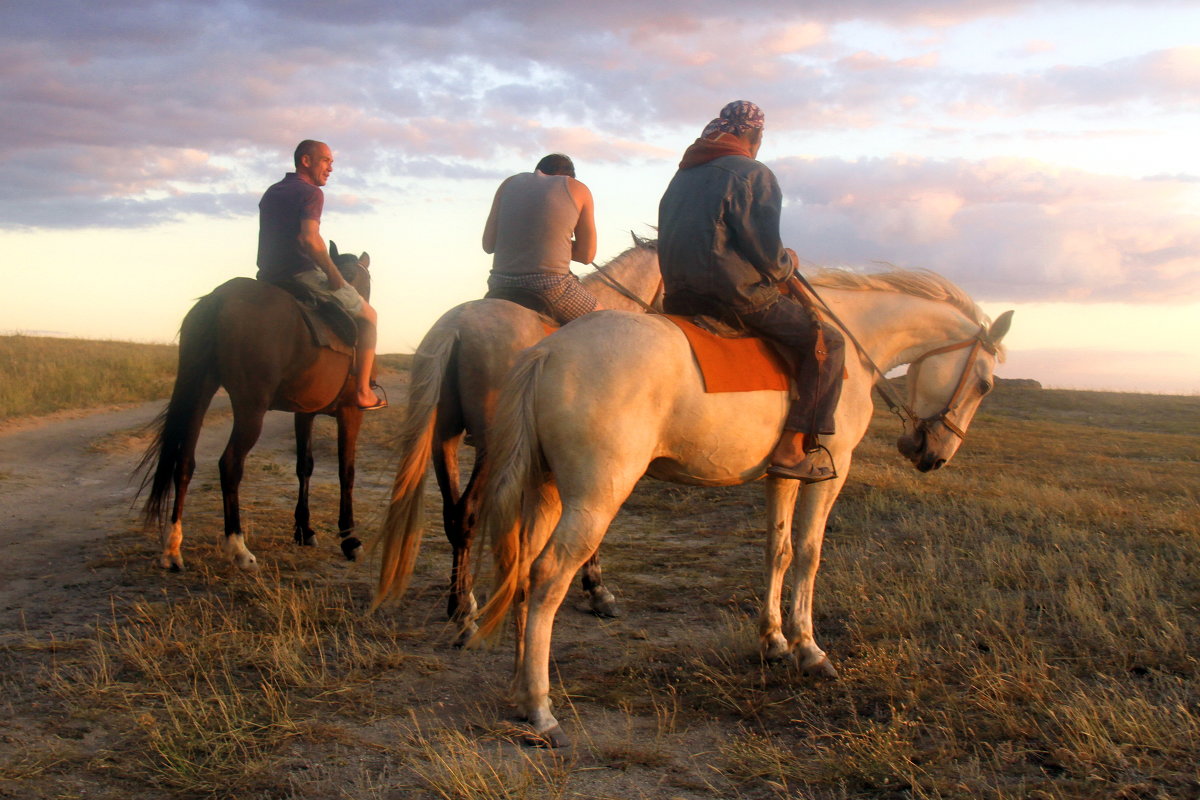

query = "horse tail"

[
  {"left": 135, "top": 291, "right": 222, "bottom": 527},
  {"left": 370, "top": 326, "right": 459, "bottom": 611},
  {"left": 468, "top": 347, "right": 550, "bottom": 646}
]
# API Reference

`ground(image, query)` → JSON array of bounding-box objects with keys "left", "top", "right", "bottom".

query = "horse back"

[{"left": 210, "top": 278, "right": 354, "bottom": 413}]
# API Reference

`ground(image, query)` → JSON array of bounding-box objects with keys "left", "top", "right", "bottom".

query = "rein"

[
  {"left": 789, "top": 272, "right": 995, "bottom": 440},
  {"left": 590, "top": 261, "right": 663, "bottom": 313}
]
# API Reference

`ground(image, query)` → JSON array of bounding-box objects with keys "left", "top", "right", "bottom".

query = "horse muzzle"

[{"left": 896, "top": 425, "right": 947, "bottom": 472}]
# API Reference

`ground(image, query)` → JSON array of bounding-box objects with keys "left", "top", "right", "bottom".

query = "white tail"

[{"left": 467, "top": 347, "right": 551, "bottom": 645}]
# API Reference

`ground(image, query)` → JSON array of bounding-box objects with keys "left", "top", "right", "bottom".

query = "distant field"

[{"left": 0, "top": 335, "right": 412, "bottom": 422}]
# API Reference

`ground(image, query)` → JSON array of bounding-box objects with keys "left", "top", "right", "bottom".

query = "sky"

[{"left": 2, "top": 0, "right": 1198, "bottom": 395}]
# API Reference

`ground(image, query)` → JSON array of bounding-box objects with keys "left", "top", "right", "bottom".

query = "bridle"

[
  {"left": 790, "top": 271, "right": 998, "bottom": 442},
  {"left": 902, "top": 335, "right": 997, "bottom": 439}
]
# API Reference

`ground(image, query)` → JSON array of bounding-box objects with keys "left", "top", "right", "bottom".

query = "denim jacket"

[{"left": 658, "top": 154, "right": 792, "bottom": 315}]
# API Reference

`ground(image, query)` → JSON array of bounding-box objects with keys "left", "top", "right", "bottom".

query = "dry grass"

[
  {"left": 0, "top": 340, "right": 1197, "bottom": 799},
  {"left": 0, "top": 334, "right": 178, "bottom": 420}
]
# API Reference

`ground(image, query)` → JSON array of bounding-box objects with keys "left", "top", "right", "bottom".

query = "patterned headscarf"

[{"left": 701, "top": 100, "right": 765, "bottom": 139}]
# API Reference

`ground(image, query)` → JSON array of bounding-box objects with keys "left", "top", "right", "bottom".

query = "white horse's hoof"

[
  {"left": 798, "top": 655, "right": 839, "bottom": 679},
  {"left": 523, "top": 725, "right": 571, "bottom": 749},
  {"left": 589, "top": 591, "right": 620, "bottom": 618},
  {"left": 761, "top": 634, "right": 790, "bottom": 662}
]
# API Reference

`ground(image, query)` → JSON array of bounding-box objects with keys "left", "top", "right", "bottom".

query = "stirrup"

[{"left": 766, "top": 443, "right": 836, "bottom": 484}]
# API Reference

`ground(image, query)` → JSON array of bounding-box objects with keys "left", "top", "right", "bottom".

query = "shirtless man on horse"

[
  {"left": 658, "top": 101, "right": 845, "bottom": 482},
  {"left": 257, "top": 139, "right": 385, "bottom": 410},
  {"left": 482, "top": 153, "right": 600, "bottom": 324}
]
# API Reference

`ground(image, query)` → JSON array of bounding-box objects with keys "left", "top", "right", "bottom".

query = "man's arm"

[
  {"left": 568, "top": 179, "right": 597, "bottom": 264},
  {"left": 728, "top": 169, "right": 791, "bottom": 285},
  {"left": 298, "top": 218, "right": 344, "bottom": 288}
]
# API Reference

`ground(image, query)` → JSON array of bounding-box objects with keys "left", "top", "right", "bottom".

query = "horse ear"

[
  {"left": 359, "top": 252, "right": 370, "bottom": 269},
  {"left": 988, "top": 310, "right": 1014, "bottom": 344},
  {"left": 329, "top": 240, "right": 339, "bottom": 259}
]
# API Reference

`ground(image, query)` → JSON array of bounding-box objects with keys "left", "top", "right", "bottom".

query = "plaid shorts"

[{"left": 486, "top": 272, "right": 598, "bottom": 323}]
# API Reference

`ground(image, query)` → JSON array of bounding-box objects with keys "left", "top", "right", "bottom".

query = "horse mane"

[
  {"left": 807, "top": 266, "right": 989, "bottom": 328},
  {"left": 581, "top": 233, "right": 657, "bottom": 278}
]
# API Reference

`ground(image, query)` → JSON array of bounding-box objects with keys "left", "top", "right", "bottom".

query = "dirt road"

[{"left": 0, "top": 390, "right": 380, "bottom": 640}]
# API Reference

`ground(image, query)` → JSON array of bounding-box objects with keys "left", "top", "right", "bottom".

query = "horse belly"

[
  {"left": 275, "top": 349, "right": 352, "bottom": 412},
  {"left": 649, "top": 389, "right": 789, "bottom": 485}
]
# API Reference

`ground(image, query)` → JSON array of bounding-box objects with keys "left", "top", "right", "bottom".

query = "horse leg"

[
  {"left": 218, "top": 407, "right": 265, "bottom": 570},
  {"left": 760, "top": 476, "right": 800, "bottom": 661},
  {"left": 579, "top": 550, "right": 619, "bottom": 618},
  {"left": 782, "top": 476, "right": 847, "bottom": 679},
  {"left": 433, "top": 431, "right": 482, "bottom": 635},
  {"left": 517, "top": 493, "right": 617, "bottom": 749},
  {"left": 335, "top": 407, "right": 364, "bottom": 560},
  {"left": 293, "top": 412, "right": 318, "bottom": 547},
  {"left": 160, "top": 389, "right": 215, "bottom": 571}
]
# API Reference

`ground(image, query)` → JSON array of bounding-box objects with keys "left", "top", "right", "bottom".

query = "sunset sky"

[{"left": 2, "top": 0, "right": 1197, "bottom": 394}]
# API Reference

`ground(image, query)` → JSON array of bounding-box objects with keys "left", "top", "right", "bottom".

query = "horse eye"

[{"left": 978, "top": 379, "right": 993, "bottom": 395}]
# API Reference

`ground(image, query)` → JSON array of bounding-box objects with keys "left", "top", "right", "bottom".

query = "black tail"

[{"left": 135, "top": 292, "right": 223, "bottom": 527}]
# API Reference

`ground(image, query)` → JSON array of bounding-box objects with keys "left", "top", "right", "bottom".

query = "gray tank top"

[{"left": 491, "top": 172, "right": 580, "bottom": 276}]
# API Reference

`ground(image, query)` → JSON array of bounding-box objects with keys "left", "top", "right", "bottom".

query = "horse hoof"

[
  {"left": 590, "top": 598, "right": 621, "bottom": 618},
  {"left": 800, "top": 656, "right": 839, "bottom": 680},
  {"left": 523, "top": 725, "right": 571, "bottom": 749},
  {"left": 452, "top": 622, "right": 479, "bottom": 650},
  {"left": 234, "top": 553, "right": 258, "bottom": 570},
  {"left": 159, "top": 555, "right": 185, "bottom": 572},
  {"left": 340, "top": 537, "right": 362, "bottom": 561}
]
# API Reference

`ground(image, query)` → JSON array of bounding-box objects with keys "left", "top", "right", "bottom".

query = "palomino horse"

[
  {"left": 138, "top": 243, "right": 376, "bottom": 570},
  {"left": 372, "top": 236, "right": 661, "bottom": 638},
  {"left": 469, "top": 268, "right": 1013, "bottom": 747}
]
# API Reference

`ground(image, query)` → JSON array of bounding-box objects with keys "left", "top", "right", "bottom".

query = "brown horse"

[
  {"left": 138, "top": 243, "right": 375, "bottom": 570},
  {"left": 372, "top": 236, "right": 661, "bottom": 640}
]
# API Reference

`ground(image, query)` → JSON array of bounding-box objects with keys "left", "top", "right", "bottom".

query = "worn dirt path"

[{"left": 0, "top": 389, "right": 367, "bottom": 641}]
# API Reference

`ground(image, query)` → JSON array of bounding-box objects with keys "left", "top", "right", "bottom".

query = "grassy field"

[
  {"left": 0, "top": 335, "right": 179, "bottom": 421},
  {"left": 0, "top": 337, "right": 1197, "bottom": 799},
  {"left": 0, "top": 336, "right": 414, "bottom": 423}
]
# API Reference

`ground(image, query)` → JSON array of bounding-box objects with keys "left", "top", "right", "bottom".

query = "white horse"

[
  {"left": 469, "top": 268, "right": 1013, "bottom": 747},
  {"left": 372, "top": 236, "right": 661, "bottom": 638}
]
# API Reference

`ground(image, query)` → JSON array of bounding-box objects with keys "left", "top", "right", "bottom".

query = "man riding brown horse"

[{"left": 257, "top": 139, "right": 385, "bottom": 411}]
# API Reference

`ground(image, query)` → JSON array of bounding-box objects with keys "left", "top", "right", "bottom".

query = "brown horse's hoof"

[
  {"left": 523, "top": 725, "right": 571, "bottom": 749},
  {"left": 340, "top": 537, "right": 361, "bottom": 560}
]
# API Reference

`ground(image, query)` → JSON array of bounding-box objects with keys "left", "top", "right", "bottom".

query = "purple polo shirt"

[{"left": 256, "top": 172, "right": 324, "bottom": 281}]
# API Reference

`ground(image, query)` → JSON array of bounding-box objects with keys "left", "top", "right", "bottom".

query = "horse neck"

[
  {"left": 581, "top": 247, "right": 661, "bottom": 311},
  {"left": 824, "top": 288, "right": 982, "bottom": 371}
]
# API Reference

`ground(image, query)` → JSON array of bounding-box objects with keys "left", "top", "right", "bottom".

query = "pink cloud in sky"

[{"left": 774, "top": 155, "right": 1200, "bottom": 304}]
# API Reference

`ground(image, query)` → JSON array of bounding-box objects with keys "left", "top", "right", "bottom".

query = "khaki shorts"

[{"left": 294, "top": 269, "right": 365, "bottom": 317}]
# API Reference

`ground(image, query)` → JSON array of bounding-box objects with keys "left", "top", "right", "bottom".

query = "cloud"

[
  {"left": 774, "top": 155, "right": 1200, "bottom": 303},
  {"left": 3, "top": 0, "right": 1198, "bottom": 301}
]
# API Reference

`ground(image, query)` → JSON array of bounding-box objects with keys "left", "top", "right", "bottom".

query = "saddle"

[
  {"left": 272, "top": 279, "right": 358, "bottom": 356},
  {"left": 664, "top": 314, "right": 792, "bottom": 393}
]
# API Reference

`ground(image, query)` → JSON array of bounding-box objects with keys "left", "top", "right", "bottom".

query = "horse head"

[
  {"left": 329, "top": 241, "right": 372, "bottom": 301},
  {"left": 897, "top": 309, "right": 1013, "bottom": 472}
]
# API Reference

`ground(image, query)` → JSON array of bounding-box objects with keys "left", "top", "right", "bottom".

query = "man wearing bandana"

[{"left": 658, "top": 101, "right": 844, "bottom": 483}]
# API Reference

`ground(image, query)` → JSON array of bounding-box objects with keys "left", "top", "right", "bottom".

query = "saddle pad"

[
  {"left": 664, "top": 315, "right": 788, "bottom": 393},
  {"left": 299, "top": 304, "right": 355, "bottom": 357}
]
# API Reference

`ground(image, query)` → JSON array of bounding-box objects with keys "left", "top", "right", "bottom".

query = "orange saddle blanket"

[{"left": 664, "top": 315, "right": 789, "bottom": 393}]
